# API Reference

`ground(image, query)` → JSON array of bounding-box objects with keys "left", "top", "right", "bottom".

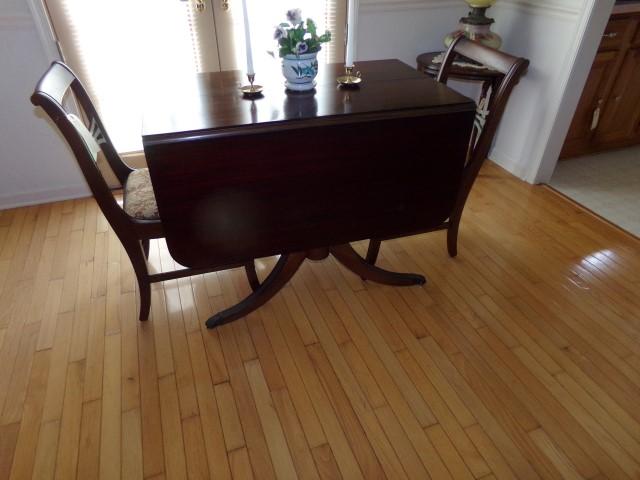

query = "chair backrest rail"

[
  {"left": 437, "top": 35, "right": 530, "bottom": 222},
  {"left": 31, "top": 61, "right": 138, "bottom": 235}
]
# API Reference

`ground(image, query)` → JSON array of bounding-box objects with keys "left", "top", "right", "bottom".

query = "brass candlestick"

[
  {"left": 240, "top": 73, "right": 263, "bottom": 98},
  {"left": 337, "top": 66, "right": 362, "bottom": 87}
]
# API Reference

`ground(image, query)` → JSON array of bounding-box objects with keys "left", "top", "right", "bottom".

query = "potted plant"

[{"left": 274, "top": 9, "right": 331, "bottom": 91}]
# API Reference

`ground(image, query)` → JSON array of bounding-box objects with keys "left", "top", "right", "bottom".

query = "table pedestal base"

[{"left": 206, "top": 243, "right": 426, "bottom": 328}]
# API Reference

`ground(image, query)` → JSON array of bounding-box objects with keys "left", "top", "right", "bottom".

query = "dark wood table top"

[{"left": 142, "top": 59, "right": 475, "bottom": 143}]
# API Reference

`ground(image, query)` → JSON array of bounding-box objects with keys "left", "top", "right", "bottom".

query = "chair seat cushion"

[{"left": 123, "top": 168, "right": 160, "bottom": 220}]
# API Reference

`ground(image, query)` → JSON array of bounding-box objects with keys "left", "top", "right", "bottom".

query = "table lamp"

[{"left": 445, "top": 0, "right": 502, "bottom": 50}]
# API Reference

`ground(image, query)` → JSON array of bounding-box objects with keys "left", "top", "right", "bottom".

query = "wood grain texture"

[{"left": 0, "top": 161, "right": 638, "bottom": 479}]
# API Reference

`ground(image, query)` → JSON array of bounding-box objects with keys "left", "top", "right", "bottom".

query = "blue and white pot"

[{"left": 282, "top": 52, "right": 319, "bottom": 92}]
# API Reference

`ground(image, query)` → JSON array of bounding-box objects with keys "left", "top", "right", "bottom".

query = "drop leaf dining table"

[{"left": 142, "top": 59, "right": 475, "bottom": 328}]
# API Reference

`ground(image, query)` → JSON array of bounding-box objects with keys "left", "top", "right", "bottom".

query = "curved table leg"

[
  {"left": 244, "top": 261, "right": 261, "bottom": 291},
  {"left": 330, "top": 244, "right": 426, "bottom": 286},
  {"left": 206, "top": 252, "right": 306, "bottom": 328},
  {"left": 366, "top": 239, "right": 382, "bottom": 265}
]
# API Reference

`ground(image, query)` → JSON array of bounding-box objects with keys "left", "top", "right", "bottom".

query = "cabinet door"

[
  {"left": 561, "top": 51, "right": 617, "bottom": 157},
  {"left": 595, "top": 48, "right": 640, "bottom": 144}
]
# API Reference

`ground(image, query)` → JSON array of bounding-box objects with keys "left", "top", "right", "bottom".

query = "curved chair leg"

[
  {"left": 123, "top": 240, "right": 152, "bottom": 321},
  {"left": 206, "top": 252, "right": 306, "bottom": 328},
  {"left": 138, "top": 279, "right": 152, "bottom": 321},
  {"left": 447, "top": 217, "right": 460, "bottom": 258},
  {"left": 366, "top": 239, "right": 382, "bottom": 265},
  {"left": 244, "top": 261, "right": 261, "bottom": 291},
  {"left": 141, "top": 239, "right": 150, "bottom": 259},
  {"left": 331, "top": 244, "right": 425, "bottom": 286}
]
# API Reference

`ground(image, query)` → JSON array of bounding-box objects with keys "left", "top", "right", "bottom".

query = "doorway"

[{"left": 547, "top": 1, "right": 640, "bottom": 237}]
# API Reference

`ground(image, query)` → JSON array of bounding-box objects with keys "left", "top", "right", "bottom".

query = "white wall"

[
  {"left": 0, "top": 0, "right": 88, "bottom": 210},
  {"left": 359, "top": 0, "right": 604, "bottom": 184}
]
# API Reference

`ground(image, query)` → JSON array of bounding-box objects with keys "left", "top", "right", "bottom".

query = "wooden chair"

[
  {"left": 366, "top": 36, "right": 529, "bottom": 265},
  {"left": 31, "top": 61, "right": 261, "bottom": 321}
]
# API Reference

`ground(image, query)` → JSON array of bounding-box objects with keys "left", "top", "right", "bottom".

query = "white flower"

[
  {"left": 274, "top": 25, "right": 288, "bottom": 40},
  {"left": 295, "top": 41, "right": 308, "bottom": 54},
  {"left": 286, "top": 8, "right": 302, "bottom": 24}
]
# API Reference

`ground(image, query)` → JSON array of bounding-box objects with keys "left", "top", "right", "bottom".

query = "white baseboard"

[
  {"left": 489, "top": 149, "right": 537, "bottom": 184},
  {"left": 0, "top": 184, "right": 90, "bottom": 210}
]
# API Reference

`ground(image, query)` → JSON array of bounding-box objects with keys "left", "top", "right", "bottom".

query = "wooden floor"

[{"left": 0, "top": 162, "right": 639, "bottom": 480}]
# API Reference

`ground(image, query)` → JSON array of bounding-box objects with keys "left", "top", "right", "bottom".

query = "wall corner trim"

[
  {"left": 498, "top": 0, "right": 582, "bottom": 18},
  {"left": 361, "top": 0, "right": 459, "bottom": 13}
]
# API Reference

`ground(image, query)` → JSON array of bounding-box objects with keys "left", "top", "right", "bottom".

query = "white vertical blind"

[
  {"left": 45, "top": 0, "right": 204, "bottom": 153},
  {"left": 231, "top": 0, "right": 346, "bottom": 74}
]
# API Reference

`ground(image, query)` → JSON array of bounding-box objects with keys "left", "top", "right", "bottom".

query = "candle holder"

[
  {"left": 337, "top": 66, "right": 362, "bottom": 88},
  {"left": 240, "top": 73, "right": 263, "bottom": 98}
]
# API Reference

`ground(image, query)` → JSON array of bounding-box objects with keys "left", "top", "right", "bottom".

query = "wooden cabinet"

[
  {"left": 594, "top": 47, "right": 640, "bottom": 144},
  {"left": 561, "top": 11, "right": 640, "bottom": 158}
]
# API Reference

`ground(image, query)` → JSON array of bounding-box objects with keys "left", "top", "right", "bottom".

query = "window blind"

[
  {"left": 43, "top": 0, "right": 346, "bottom": 154},
  {"left": 231, "top": 0, "right": 346, "bottom": 72},
  {"left": 44, "top": 0, "right": 205, "bottom": 154}
]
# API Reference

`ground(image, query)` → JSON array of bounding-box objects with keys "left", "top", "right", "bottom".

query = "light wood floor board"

[{"left": 0, "top": 162, "right": 639, "bottom": 479}]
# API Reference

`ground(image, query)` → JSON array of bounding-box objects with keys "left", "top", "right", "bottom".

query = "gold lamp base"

[
  {"left": 337, "top": 66, "right": 362, "bottom": 88},
  {"left": 241, "top": 74, "right": 263, "bottom": 98}
]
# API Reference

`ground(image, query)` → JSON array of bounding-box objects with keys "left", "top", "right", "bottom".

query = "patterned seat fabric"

[{"left": 123, "top": 168, "right": 160, "bottom": 220}]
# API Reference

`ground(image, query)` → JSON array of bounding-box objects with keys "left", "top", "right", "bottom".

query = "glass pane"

[
  {"left": 230, "top": 0, "right": 343, "bottom": 75},
  {"left": 61, "top": 0, "right": 200, "bottom": 152}
]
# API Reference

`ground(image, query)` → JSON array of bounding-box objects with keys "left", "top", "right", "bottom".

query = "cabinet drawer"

[{"left": 600, "top": 18, "right": 634, "bottom": 50}]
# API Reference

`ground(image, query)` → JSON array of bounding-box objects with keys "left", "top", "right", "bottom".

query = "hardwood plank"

[
  {"left": 529, "top": 428, "right": 583, "bottom": 480},
  {"left": 425, "top": 423, "right": 474, "bottom": 480},
  {"left": 31, "top": 420, "right": 60, "bottom": 480},
  {"left": 76, "top": 399, "right": 101, "bottom": 480},
  {"left": 396, "top": 348, "right": 491, "bottom": 479},
  {"left": 214, "top": 382, "right": 245, "bottom": 452},
  {"left": 181, "top": 415, "right": 209, "bottom": 480},
  {"left": 216, "top": 313, "right": 276, "bottom": 480},
  {"left": 306, "top": 343, "right": 395, "bottom": 480},
  {"left": 41, "top": 312, "right": 74, "bottom": 423},
  {"left": 121, "top": 408, "right": 144, "bottom": 480},
  {"left": 185, "top": 330, "right": 232, "bottom": 480},
  {"left": 83, "top": 297, "right": 106, "bottom": 403},
  {"left": 229, "top": 447, "right": 254, "bottom": 480},
  {"left": 157, "top": 375, "right": 188, "bottom": 480},
  {"left": 7, "top": 349, "right": 50, "bottom": 480},
  {"left": 260, "top": 300, "right": 328, "bottom": 449},
  {"left": 54, "top": 360, "right": 85, "bottom": 480},
  {"left": 120, "top": 292, "right": 140, "bottom": 412},
  {"left": 1, "top": 321, "right": 41, "bottom": 424},
  {"left": 270, "top": 387, "right": 321, "bottom": 480},
  {"left": 0, "top": 423, "right": 20, "bottom": 480},
  {"left": 137, "top": 320, "right": 165, "bottom": 479},
  {"left": 339, "top": 340, "right": 386, "bottom": 410},
  {"left": 311, "top": 444, "right": 343, "bottom": 480},
  {"left": 246, "top": 316, "right": 286, "bottom": 392},
  {"left": 35, "top": 279, "right": 64, "bottom": 351},
  {"left": 164, "top": 281, "right": 199, "bottom": 419},
  {"left": 465, "top": 424, "right": 517, "bottom": 480},
  {"left": 261, "top": 295, "right": 363, "bottom": 480},
  {"left": 244, "top": 359, "right": 298, "bottom": 479},
  {"left": 100, "top": 334, "right": 121, "bottom": 480}
]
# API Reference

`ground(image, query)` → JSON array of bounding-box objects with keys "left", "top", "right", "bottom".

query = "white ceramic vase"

[{"left": 282, "top": 52, "right": 319, "bottom": 91}]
